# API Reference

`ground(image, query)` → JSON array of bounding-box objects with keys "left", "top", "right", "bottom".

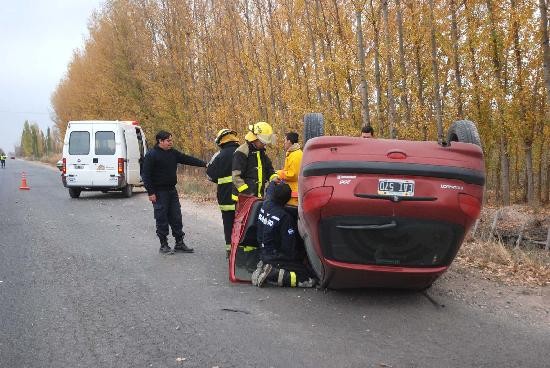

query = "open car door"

[{"left": 229, "top": 195, "right": 263, "bottom": 283}]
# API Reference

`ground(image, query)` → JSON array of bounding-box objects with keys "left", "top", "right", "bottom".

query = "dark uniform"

[
  {"left": 142, "top": 145, "right": 206, "bottom": 250},
  {"left": 231, "top": 142, "right": 278, "bottom": 201},
  {"left": 207, "top": 141, "right": 239, "bottom": 253},
  {"left": 253, "top": 184, "right": 316, "bottom": 288}
]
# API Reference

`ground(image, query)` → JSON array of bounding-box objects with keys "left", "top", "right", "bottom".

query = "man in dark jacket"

[
  {"left": 252, "top": 182, "right": 316, "bottom": 288},
  {"left": 142, "top": 130, "right": 206, "bottom": 254},
  {"left": 206, "top": 129, "right": 240, "bottom": 257}
]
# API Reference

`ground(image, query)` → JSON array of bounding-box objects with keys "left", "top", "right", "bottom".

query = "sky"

[{"left": 0, "top": 0, "right": 104, "bottom": 154}]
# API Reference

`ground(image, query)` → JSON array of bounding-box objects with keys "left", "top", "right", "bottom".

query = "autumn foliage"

[{"left": 51, "top": 0, "right": 550, "bottom": 205}]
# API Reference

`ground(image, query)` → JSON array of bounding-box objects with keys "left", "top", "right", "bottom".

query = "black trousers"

[
  {"left": 221, "top": 210, "right": 235, "bottom": 246},
  {"left": 153, "top": 189, "right": 184, "bottom": 240}
]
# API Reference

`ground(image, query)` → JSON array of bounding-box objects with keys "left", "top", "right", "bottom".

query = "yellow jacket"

[{"left": 277, "top": 143, "right": 303, "bottom": 206}]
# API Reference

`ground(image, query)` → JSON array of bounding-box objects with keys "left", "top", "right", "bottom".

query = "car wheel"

[
  {"left": 303, "top": 113, "right": 324, "bottom": 144},
  {"left": 446, "top": 120, "right": 481, "bottom": 147},
  {"left": 123, "top": 184, "right": 133, "bottom": 198},
  {"left": 68, "top": 188, "right": 81, "bottom": 198}
]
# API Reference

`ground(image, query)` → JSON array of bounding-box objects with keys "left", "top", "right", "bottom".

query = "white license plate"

[
  {"left": 74, "top": 164, "right": 84, "bottom": 169},
  {"left": 378, "top": 179, "right": 415, "bottom": 197}
]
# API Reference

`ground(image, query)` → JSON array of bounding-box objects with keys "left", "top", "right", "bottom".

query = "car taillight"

[
  {"left": 458, "top": 193, "right": 481, "bottom": 219},
  {"left": 62, "top": 158, "right": 66, "bottom": 174},
  {"left": 302, "top": 186, "right": 333, "bottom": 213},
  {"left": 118, "top": 158, "right": 124, "bottom": 174}
]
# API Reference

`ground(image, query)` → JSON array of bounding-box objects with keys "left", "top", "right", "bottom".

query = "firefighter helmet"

[
  {"left": 215, "top": 128, "right": 238, "bottom": 146},
  {"left": 244, "top": 121, "right": 275, "bottom": 145}
]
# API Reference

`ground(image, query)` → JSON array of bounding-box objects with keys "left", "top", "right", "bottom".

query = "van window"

[
  {"left": 69, "top": 131, "right": 90, "bottom": 155},
  {"left": 95, "top": 131, "right": 116, "bottom": 155}
]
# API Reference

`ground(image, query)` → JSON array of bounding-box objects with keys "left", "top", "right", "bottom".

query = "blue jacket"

[{"left": 257, "top": 199, "right": 297, "bottom": 263}]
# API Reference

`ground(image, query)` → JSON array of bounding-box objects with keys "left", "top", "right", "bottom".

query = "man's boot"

[
  {"left": 174, "top": 237, "right": 194, "bottom": 253},
  {"left": 159, "top": 237, "right": 173, "bottom": 254}
]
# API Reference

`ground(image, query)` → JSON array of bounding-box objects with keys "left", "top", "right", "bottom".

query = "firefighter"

[
  {"left": 252, "top": 182, "right": 316, "bottom": 288},
  {"left": 231, "top": 121, "right": 278, "bottom": 201},
  {"left": 206, "top": 129, "right": 240, "bottom": 257},
  {"left": 231, "top": 121, "right": 278, "bottom": 271},
  {"left": 276, "top": 132, "right": 302, "bottom": 206}
]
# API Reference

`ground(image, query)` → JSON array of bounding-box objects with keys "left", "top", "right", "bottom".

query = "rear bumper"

[
  {"left": 322, "top": 259, "right": 448, "bottom": 289},
  {"left": 62, "top": 174, "right": 126, "bottom": 189}
]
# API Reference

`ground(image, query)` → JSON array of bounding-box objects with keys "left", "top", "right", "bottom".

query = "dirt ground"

[{"left": 435, "top": 262, "right": 550, "bottom": 325}]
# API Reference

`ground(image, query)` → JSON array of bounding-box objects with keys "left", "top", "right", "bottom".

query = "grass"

[{"left": 457, "top": 239, "right": 550, "bottom": 287}]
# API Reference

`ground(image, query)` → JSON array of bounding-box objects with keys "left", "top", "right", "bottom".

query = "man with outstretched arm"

[{"left": 142, "top": 130, "right": 206, "bottom": 254}]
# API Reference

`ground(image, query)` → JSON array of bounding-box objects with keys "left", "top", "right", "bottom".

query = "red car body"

[{"left": 297, "top": 136, "right": 485, "bottom": 289}]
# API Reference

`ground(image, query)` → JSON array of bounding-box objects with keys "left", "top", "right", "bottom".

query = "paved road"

[{"left": 0, "top": 160, "right": 548, "bottom": 368}]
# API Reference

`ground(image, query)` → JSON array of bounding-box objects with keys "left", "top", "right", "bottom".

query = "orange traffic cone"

[{"left": 19, "top": 172, "right": 30, "bottom": 190}]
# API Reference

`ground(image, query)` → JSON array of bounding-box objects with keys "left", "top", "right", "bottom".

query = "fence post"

[
  {"left": 487, "top": 209, "right": 500, "bottom": 242},
  {"left": 545, "top": 226, "right": 550, "bottom": 251},
  {"left": 515, "top": 221, "right": 527, "bottom": 249}
]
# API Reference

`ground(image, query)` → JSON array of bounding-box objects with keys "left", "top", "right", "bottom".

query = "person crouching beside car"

[{"left": 252, "top": 182, "right": 316, "bottom": 288}]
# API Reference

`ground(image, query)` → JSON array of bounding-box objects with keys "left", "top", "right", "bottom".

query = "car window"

[
  {"left": 95, "top": 131, "right": 116, "bottom": 155},
  {"left": 69, "top": 131, "right": 90, "bottom": 155}
]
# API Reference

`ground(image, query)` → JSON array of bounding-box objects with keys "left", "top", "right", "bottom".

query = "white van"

[{"left": 61, "top": 120, "right": 148, "bottom": 198}]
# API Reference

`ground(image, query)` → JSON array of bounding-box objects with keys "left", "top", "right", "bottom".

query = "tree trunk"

[
  {"left": 487, "top": 0, "right": 510, "bottom": 205},
  {"left": 428, "top": 0, "right": 444, "bottom": 143},
  {"left": 539, "top": 0, "right": 550, "bottom": 113},
  {"left": 356, "top": 8, "right": 372, "bottom": 128},
  {"left": 369, "top": 0, "right": 384, "bottom": 136},
  {"left": 395, "top": 0, "right": 411, "bottom": 126},
  {"left": 450, "top": 0, "right": 464, "bottom": 118},
  {"left": 304, "top": 1, "right": 323, "bottom": 105},
  {"left": 382, "top": 0, "right": 397, "bottom": 138}
]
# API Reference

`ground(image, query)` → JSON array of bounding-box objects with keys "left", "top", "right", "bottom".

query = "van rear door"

[
  {"left": 92, "top": 125, "right": 119, "bottom": 187},
  {"left": 124, "top": 126, "right": 141, "bottom": 184},
  {"left": 66, "top": 127, "right": 93, "bottom": 186}
]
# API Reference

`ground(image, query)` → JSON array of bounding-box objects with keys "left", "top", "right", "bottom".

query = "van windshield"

[
  {"left": 95, "top": 131, "right": 116, "bottom": 155},
  {"left": 69, "top": 131, "right": 90, "bottom": 155}
]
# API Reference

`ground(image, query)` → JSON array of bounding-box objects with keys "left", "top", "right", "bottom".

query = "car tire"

[
  {"left": 123, "top": 184, "right": 133, "bottom": 198},
  {"left": 446, "top": 120, "right": 481, "bottom": 147},
  {"left": 68, "top": 188, "right": 81, "bottom": 198},
  {"left": 303, "top": 113, "right": 324, "bottom": 144}
]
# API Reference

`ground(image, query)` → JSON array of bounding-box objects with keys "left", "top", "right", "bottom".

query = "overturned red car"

[{"left": 230, "top": 118, "right": 485, "bottom": 290}]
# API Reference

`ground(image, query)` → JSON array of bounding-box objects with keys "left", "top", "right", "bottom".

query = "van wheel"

[
  {"left": 68, "top": 188, "right": 81, "bottom": 198},
  {"left": 303, "top": 113, "right": 324, "bottom": 144},
  {"left": 123, "top": 184, "right": 133, "bottom": 198},
  {"left": 446, "top": 120, "right": 481, "bottom": 147}
]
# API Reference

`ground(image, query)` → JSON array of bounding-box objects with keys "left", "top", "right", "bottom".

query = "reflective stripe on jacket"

[
  {"left": 206, "top": 142, "right": 239, "bottom": 211},
  {"left": 232, "top": 142, "right": 277, "bottom": 200}
]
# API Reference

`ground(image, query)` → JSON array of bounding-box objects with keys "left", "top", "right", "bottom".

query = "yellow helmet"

[
  {"left": 245, "top": 121, "right": 275, "bottom": 145},
  {"left": 215, "top": 128, "right": 238, "bottom": 146}
]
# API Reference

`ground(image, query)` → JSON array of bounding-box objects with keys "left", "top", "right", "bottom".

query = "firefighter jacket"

[
  {"left": 206, "top": 142, "right": 239, "bottom": 211},
  {"left": 232, "top": 142, "right": 277, "bottom": 201},
  {"left": 257, "top": 199, "right": 297, "bottom": 263},
  {"left": 276, "top": 143, "right": 302, "bottom": 206}
]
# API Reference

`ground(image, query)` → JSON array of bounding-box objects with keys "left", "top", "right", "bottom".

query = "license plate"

[
  {"left": 74, "top": 164, "right": 84, "bottom": 169},
  {"left": 378, "top": 179, "right": 415, "bottom": 197}
]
